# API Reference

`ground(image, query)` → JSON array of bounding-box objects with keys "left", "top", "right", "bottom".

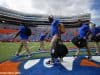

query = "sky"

[{"left": 0, "top": 0, "right": 100, "bottom": 26}]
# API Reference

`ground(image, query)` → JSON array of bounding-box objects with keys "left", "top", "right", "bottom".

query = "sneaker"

[
  {"left": 73, "top": 55, "right": 78, "bottom": 59},
  {"left": 46, "top": 60, "right": 54, "bottom": 65},
  {"left": 27, "top": 54, "right": 32, "bottom": 58},
  {"left": 54, "top": 58, "right": 60, "bottom": 64},
  {"left": 87, "top": 56, "right": 92, "bottom": 60},
  {"left": 59, "top": 58, "right": 63, "bottom": 62},
  {"left": 15, "top": 54, "right": 19, "bottom": 56},
  {"left": 38, "top": 49, "right": 41, "bottom": 51},
  {"left": 95, "top": 53, "right": 100, "bottom": 56}
]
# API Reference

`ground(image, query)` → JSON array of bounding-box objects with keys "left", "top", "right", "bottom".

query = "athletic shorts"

[
  {"left": 51, "top": 40, "right": 68, "bottom": 58},
  {"left": 91, "top": 35, "right": 100, "bottom": 42},
  {"left": 71, "top": 36, "right": 87, "bottom": 48}
]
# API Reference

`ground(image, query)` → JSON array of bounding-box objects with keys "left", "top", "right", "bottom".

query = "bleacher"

[{"left": 0, "top": 24, "right": 79, "bottom": 42}]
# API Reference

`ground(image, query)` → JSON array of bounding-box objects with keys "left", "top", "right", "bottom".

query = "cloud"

[
  {"left": 31, "top": 0, "right": 94, "bottom": 16},
  {"left": 0, "top": 0, "right": 8, "bottom": 7},
  {"left": 0, "top": 0, "right": 99, "bottom": 19}
]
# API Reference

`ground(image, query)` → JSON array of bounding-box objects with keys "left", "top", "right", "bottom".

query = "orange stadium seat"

[{"left": 0, "top": 29, "right": 18, "bottom": 34}]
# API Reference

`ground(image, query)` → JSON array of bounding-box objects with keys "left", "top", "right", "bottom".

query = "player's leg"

[
  {"left": 91, "top": 35, "right": 100, "bottom": 55},
  {"left": 86, "top": 41, "right": 92, "bottom": 59},
  {"left": 15, "top": 41, "right": 23, "bottom": 56},
  {"left": 50, "top": 35, "right": 57, "bottom": 63},
  {"left": 74, "top": 48, "right": 80, "bottom": 57},
  {"left": 95, "top": 35, "right": 100, "bottom": 55},
  {"left": 38, "top": 41, "right": 42, "bottom": 51},
  {"left": 46, "top": 35, "right": 58, "bottom": 64},
  {"left": 39, "top": 41, "right": 44, "bottom": 51},
  {"left": 42, "top": 41, "right": 45, "bottom": 50},
  {"left": 95, "top": 42, "right": 100, "bottom": 55},
  {"left": 23, "top": 40, "right": 32, "bottom": 57},
  {"left": 72, "top": 36, "right": 80, "bottom": 57}
]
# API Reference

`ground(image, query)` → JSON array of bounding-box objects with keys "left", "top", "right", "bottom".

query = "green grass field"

[{"left": 0, "top": 42, "right": 96, "bottom": 62}]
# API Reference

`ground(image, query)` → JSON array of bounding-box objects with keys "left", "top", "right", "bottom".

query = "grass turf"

[{"left": 0, "top": 42, "right": 96, "bottom": 62}]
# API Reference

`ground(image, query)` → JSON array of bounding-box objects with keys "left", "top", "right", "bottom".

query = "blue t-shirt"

[
  {"left": 19, "top": 26, "right": 28, "bottom": 40},
  {"left": 40, "top": 33, "right": 47, "bottom": 41},
  {"left": 90, "top": 27, "right": 100, "bottom": 36},
  {"left": 78, "top": 24, "right": 90, "bottom": 39},
  {"left": 51, "top": 19, "right": 60, "bottom": 36}
]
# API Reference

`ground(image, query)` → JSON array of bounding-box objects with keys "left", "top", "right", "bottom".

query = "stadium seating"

[{"left": 0, "top": 24, "right": 79, "bottom": 42}]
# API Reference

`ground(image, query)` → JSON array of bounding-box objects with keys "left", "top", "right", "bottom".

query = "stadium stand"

[{"left": 0, "top": 7, "right": 91, "bottom": 42}]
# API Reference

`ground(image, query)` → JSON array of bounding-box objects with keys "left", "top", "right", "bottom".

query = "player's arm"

[{"left": 14, "top": 31, "right": 20, "bottom": 38}]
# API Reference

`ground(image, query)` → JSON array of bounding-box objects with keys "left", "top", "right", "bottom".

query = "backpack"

[
  {"left": 71, "top": 36, "right": 87, "bottom": 48},
  {"left": 24, "top": 27, "right": 32, "bottom": 36}
]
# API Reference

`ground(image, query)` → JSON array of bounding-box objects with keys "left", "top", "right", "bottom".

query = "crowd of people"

[{"left": 0, "top": 24, "right": 79, "bottom": 42}]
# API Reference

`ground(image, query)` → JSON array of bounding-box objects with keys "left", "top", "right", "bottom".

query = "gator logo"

[{"left": 0, "top": 56, "right": 100, "bottom": 75}]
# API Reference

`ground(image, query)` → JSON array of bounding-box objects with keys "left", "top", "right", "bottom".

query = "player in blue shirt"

[
  {"left": 14, "top": 23, "right": 32, "bottom": 57},
  {"left": 89, "top": 23, "right": 100, "bottom": 55},
  {"left": 19, "top": 25, "right": 29, "bottom": 40},
  {"left": 72, "top": 20, "right": 92, "bottom": 59},
  {"left": 38, "top": 31, "right": 48, "bottom": 51},
  {"left": 78, "top": 23, "right": 90, "bottom": 39},
  {"left": 46, "top": 16, "right": 66, "bottom": 64}
]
